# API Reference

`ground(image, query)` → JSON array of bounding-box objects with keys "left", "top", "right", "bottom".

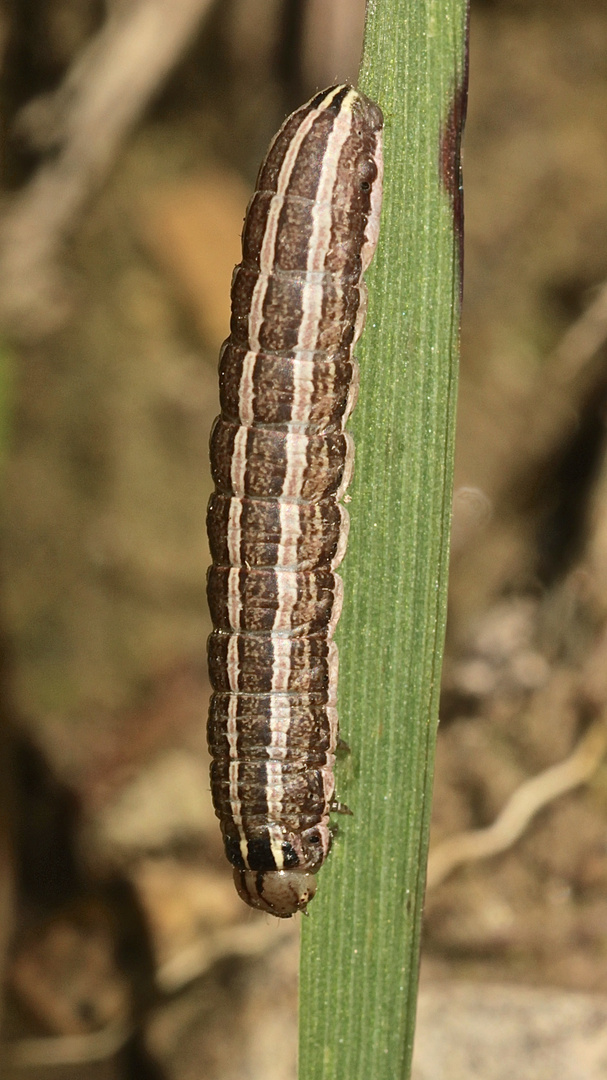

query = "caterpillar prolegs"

[{"left": 207, "top": 84, "right": 383, "bottom": 917}]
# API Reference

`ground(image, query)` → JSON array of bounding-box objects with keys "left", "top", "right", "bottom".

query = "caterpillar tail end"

[{"left": 234, "top": 868, "right": 317, "bottom": 917}]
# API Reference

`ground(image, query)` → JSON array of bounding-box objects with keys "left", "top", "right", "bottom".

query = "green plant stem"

[{"left": 299, "top": 2, "right": 468, "bottom": 1078}]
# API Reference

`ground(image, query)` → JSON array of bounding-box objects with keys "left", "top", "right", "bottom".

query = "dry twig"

[
  {"left": 4, "top": 919, "right": 294, "bottom": 1067},
  {"left": 0, "top": 0, "right": 214, "bottom": 339},
  {"left": 5, "top": 1020, "right": 131, "bottom": 1068},
  {"left": 552, "top": 280, "right": 607, "bottom": 386},
  {"left": 427, "top": 717, "right": 607, "bottom": 890}
]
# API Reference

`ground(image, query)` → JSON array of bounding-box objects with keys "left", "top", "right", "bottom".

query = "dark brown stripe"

[
  {"left": 207, "top": 567, "right": 341, "bottom": 633},
  {"left": 207, "top": 494, "right": 349, "bottom": 570},
  {"left": 219, "top": 342, "right": 356, "bottom": 429},
  {"left": 208, "top": 693, "right": 334, "bottom": 760},
  {"left": 210, "top": 419, "right": 351, "bottom": 500},
  {"left": 208, "top": 632, "right": 334, "bottom": 694}
]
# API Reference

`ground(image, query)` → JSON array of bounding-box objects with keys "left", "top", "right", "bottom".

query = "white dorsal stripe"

[
  {"left": 237, "top": 85, "right": 349, "bottom": 423},
  {"left": 227, "top": 567, "right": 243, "bottom": 631},
  {"left": 230, "top": 426, "right": 249, "bottom": 495},
  {"left": 270, "top": 637, "right": 293, "bottom": 693},
  {"left": 237, "top": 350, "right": 257, "bottom": 427},
  {"left": 277, "top": 500, "right": 301, "bottom": 567},
  {"left": 295, "top": 88, "right": 358, "bottom": 353},
  {"left": 226, "top": 695, "right": 249, "bottom": 865},
  {"left": 267, "top": 823, "right": 285, "bottom": 870},
  {"left": 227, "top": 496, "right": 243, "bottom": 566},
  {"left": 266, "top": 695, "right": 291, "bottom": 752},
  {"left": 289, "top": 357, "right": 316, "bottom": 424},
  {"left": 265, "top": 760, "right": 284, "bottom": 821},
  {"left": 273, "top": 569, "right": 299, "bottom": 631},
  {"left": 281, "top": 430, "right": 309, "bottom": 498},
  {"left": 257, "top": 85, "right": 348, "bottom": 281},
  {"left": 226, "top": 634, "right": 240, "bottom": 692}
]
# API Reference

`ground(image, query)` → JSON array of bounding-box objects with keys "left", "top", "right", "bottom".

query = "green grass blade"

[{"left": 299, "top": 1, "right": 468, "bottom": 1078}]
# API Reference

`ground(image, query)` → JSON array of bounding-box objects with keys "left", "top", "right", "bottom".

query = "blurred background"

[{"left": 1, "top": 1, "right": 607, "bottom": 1078}]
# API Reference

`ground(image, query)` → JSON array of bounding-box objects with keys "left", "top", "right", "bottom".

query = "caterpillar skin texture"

[{"left": 207, "top": 84, "right": 383, "bottom": 917}]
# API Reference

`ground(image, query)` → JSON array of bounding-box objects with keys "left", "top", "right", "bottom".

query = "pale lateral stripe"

[
  {"left": 336, "top": 432, "right": 355, "bottom": 501},
  {"left": 230, "top": 426, "right": 249, "bottom": 496},
  {"left": 238, "top": 351, "right": 257, "bottom": 426},
  {"left": 295, "top": 88, "right": 358, "bottom": 354},
  {"left": 331, "top": 505, "right": 350, "bottom": 569},
  {"left": 227, "top": 497, "right": 243, "bottom": 566},
  {"left": 342, "top": 358, "right": 360, "bottom": 428},
  {"left": 327, "top": 640, "right": 339, "bottom": 706},
  {"left": 361, "top": 128, "right": 384, "bottom": 271},
  {"left": 352, "top": 281, "right": 368, "bottom": 346},
  {"left": 226, "top": 634, "right": 240, "bottom": 692},
  {"left": 227, "top": 567, "right": 242, "bottom": 630},
  {"left": 327, "top": 573, "right": 343, "bottom": 639},
  {"left": 226, "top": 695, "right": 250, "bottom": 865}
]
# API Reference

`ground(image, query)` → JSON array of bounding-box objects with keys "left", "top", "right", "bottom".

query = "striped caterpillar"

[{"left": 207, "top": 84, "right": 383, "bottom": 917}]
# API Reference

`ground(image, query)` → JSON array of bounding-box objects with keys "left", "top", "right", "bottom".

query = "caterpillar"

[{"left": 207, "top": 84, "right": 383, "bottom": 917}]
